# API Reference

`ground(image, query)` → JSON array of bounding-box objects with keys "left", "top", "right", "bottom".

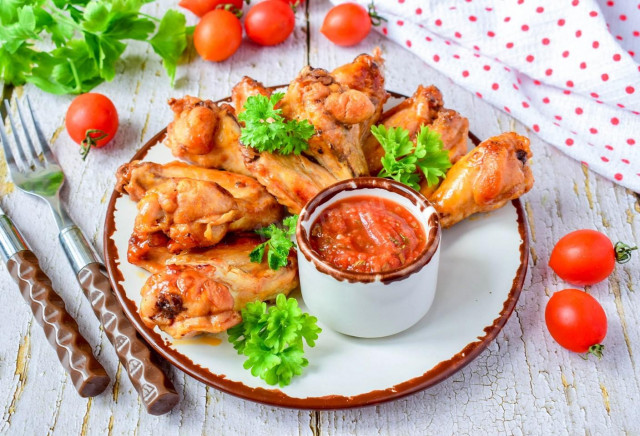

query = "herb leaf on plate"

[
  {"left": 227, "top": 294, "right": 321, "bottom": 387},
  {"left": 238, "top": 93, "right": 315, "bottom": 155},
  {"left": 373, "top": 125, "right": 452, "bottom": 191},
  {"left": 250, "top": 214, "right": 298, "bottom": 270}
]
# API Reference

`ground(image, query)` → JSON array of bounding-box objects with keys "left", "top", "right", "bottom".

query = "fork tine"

[
  {"left": 3, "top": 100, "right": 31, "bottom": 168},
  {"left": 15, "top": 98, "right": 43, "bottom": 168},
  {"left": 26, "top": 95, "right": 58, "bottom": 166},
  {"left": 0, "top": 117, "right": 20, "bottom": 174}
]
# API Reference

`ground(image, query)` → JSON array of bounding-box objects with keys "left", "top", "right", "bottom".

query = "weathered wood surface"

[{"left": 0, "top": 1, "right": 638, "bottom": 434}]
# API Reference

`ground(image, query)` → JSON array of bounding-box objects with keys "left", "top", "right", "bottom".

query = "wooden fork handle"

[
  {"left": 77, "top": 262, "right": 179, "bottom": 415},
  {"left": 7, "top": 250, "right": 110, "bottom": 397}
]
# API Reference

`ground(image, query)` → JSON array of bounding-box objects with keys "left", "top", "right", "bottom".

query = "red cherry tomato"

[
  {"left": 549, "top": 229, "right": 636, "bottom": 286},
  {"left": 321, "top": 3, "right": 372, "bottom": 46},
  {"left": 278, "top": 0, "right": 303, "bottom": 8},
  {"left": 245, "top": 0, "right": 295, "bottom": 46},
  {"left": 194, "top": 9, "right": 242, "bottom": 62},
  {"left": 545, "top": 289, "right": 607, "bottom": 357},
  {"left": 179, "top": 0, "right": 243, "bottom": 17},
  {"left": 66, "top": 93, "right": 118, "bottom": 160}
]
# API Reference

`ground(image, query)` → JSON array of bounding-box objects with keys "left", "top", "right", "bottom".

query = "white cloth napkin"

[{"left": 330, "top": 0, "right": 640, "bottom": 192}]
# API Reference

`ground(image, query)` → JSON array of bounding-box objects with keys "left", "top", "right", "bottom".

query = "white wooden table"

[{"left": 1, "top": 1, "right": 639, "bottom": 434}]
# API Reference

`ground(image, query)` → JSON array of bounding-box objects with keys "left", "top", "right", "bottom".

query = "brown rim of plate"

[
  {"left": 296, "top": 177, "right": 441, "bottom": 284},
  {"left": 103, "top": 88, "right": 528, "bottom": 410}
]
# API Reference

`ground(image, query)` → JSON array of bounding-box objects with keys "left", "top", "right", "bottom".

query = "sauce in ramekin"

[{"left": 309, "top": 195, "right": 427, "bottom": 273}]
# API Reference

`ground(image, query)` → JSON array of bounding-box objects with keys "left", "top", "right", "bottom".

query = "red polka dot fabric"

[{"left": 333, "top": 0, "right": 640, "bottom": 192}]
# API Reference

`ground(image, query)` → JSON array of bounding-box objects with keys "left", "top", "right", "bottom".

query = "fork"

[{"left": 1, "top": 97, "right": 179, "bottom": 415}]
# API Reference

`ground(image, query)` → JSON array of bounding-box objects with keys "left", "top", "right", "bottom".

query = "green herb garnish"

[
  {"left": 373, "top": 125, "right": 452, "bottom": 190},
  {"left": 227, "top": 294, "right": 322, "bottom": 387},
  {"left": 238, "top": 93, "right": 315, "bottom": 155},
  {"left": 0, "top": 1, "right": 189, "bottom": 94},
  {"left": 250, "top": 215, "right": 298, "bottom": 270}
]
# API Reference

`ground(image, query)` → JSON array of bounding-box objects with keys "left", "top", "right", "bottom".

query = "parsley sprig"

[
  {"left": 372, "top": 125, "right": 452, "bottom": 190},
  {"left": 250, "top": 215, "right": 298, "bottom": 270},
  {"left": 0, "top": 0, "right": 189, "bottom": 94},
  {"left": 238, "top": 93, "right": 315, "bottom": 155},
  {"left": 227, "top": 294, "right": 322, "bottom": 387}
]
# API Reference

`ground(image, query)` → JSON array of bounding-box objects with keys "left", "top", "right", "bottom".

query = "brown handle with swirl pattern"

[
  {"left": 77, "top": 262, "right": 179, "bottom": 415},
  {"left": 7, "top": 250, "right": 110, "bottom": 397}
]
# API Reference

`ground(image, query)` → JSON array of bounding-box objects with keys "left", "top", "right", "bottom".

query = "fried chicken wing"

[
  {"left": 116, "top": 160, "right": 283, "bottom": 231},
  {"left": 134, "top": 178, "right": 240, "bottom": 252},
  {"left": 241, "top": 146, "right": 337, "bottom": 214},
  {"left": 231, "top": 76, "right": 271, "bottom": 114},
  {"left": 138, "top": 234, "right": 299, "bottom": 338},
  {"left": 279, "top": 51, "right": 388, "bottom": 179},
  {"left": 364, "top": 85, "right": 469, "bottom": 177},
  {"left": 430, "top": 132, "right": 533, "bottom": 228},
  {"left": 164, "top": 96, "right": 250, "bottom": 176}
]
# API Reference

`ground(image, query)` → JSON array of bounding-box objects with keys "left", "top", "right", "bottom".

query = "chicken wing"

[
  {"left": 241, "top": 145, "right": 337, "bottom": 214},
  {"left": 133, "top": 178, "right": 240, "bottom": 252},
  {"left": 364, "top": 85, "right": 469, "bottom": 176},
  {"left": 164, "top": 96, "right": 250, "bottom": 176},
  {"left": 430, "top": 132, "right": 534, "bottom": 228},
  {"left": 279, "top": 51, "right": 388, "bottom": 179},
  {"left": 116, "top": 160, "right": 284, "bottom": 231},
  {"left": 138, "top": 234, "right": 299, "bottom": 338},
  {"left": 231, "top": 76, "right": 271, "bottom": 114}
]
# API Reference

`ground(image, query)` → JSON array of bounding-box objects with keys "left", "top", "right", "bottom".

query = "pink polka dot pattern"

[{"left": 345, "top": 0, "right": 640, "bottom": 191}]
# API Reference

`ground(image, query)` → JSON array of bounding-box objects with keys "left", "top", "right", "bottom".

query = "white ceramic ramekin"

[{"left": 296, "top": 178, "right": 441, "bottom": 338}]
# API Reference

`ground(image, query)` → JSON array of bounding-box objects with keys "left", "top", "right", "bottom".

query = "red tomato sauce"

[{"left": 309, "top": 195, "right": 427, "bottom": 273}]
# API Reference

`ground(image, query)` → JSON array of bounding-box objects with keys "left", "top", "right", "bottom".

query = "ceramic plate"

[{"left": 104, "top": 91, "right": 528, "bottom": 409}]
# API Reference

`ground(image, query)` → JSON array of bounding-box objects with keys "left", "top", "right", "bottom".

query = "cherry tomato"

[
  {"left": 194, "top": 9, "right": 242, "bottom": 62},
  {"left": 549, "top": 229, "right": 636, "bottom": 286},
  {"left": 245, "top": 0, "right": 295, "bottom": 46},
  {"left": 66, "top": 93, "right": 118, "bottom": 160},
  {"left": 545, "top": 289, "right": 607, "bottom": 357},
  {"left": 321, "top": 3, "right": 372, "bottom": 46},
  {"left": 278, "top": 0, "right": 303, "bottom": 8},
  {"left": 179, "top": 0, "right": 243, "bottom": 17}
]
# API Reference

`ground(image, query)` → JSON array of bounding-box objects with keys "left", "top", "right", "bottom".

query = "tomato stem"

[
  {"left": 218, "top": 3, "right": 243, "bottom": 18},
  {"left": 80, "top": 129, "right": 108, "bottom": 160},
  {"left": 614, "top": 241, "right": 637, "bottom": 264},
  {"left": 368, "top": 1, "right": 387, "bottom": 27},
  {"left": 583, "top": 344, "right": 604, "bottom": 359}
]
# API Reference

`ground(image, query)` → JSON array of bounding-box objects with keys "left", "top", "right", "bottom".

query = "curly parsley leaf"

[
  {"left": 0, "top": 0, "right": 189, "bottom": 94},
  {"left": 228, "top": 294, "right": 321, "bottom": 387},
  {"left": 373, "top": 125, "right": 452, "bottom": 191},
  {"left": 250, "top": 214, "right": 298, "bottom": 270},
  {"left": 238, "top": 93, "right": 315, "bottom": 155}
]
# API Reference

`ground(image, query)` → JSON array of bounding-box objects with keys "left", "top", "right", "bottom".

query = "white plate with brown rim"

[{"left": 104, "top": 90, "right": 529, "bottom": 409}]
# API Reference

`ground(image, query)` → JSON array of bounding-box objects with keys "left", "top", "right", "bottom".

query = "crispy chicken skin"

[
  {"left": 279, "top": 51, "right": 388, "bottom": 179},
  {"left": 430, "top": 132, "right": 534, "bottom": 228},
  {"left": 164, "top": 96, "right": 250, "bottom": 176},
  {"left": 364, "top": 85, "right": 469, "bottom": 176},
  {"left": 116, "top": 160, "right": 283, "bottom": 231},
  {"left": 138, "top": 234, "right": 299, "bottom": 338},
  {"left": 140, "top": 265, "right": 242, "bottom": 338},
  {"left": 231, "top": 76, "right": 271, "bottom": 114},
  {"left": 134, "top": 178, "right": 240, "bottom": 252},
  {"left": 241, "top": 146, "right": 337, "bottom": 214}
]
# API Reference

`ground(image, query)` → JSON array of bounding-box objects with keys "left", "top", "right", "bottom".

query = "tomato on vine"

[{"left": 65, "top": 93, "right": 118, "bottom": 160}]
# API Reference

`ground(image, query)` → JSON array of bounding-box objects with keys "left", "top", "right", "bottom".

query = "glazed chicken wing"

[
  {"left": 430, "top": 132, "right": 533, "bottom": 228},
  {"left": 241, "top": 145, "right": 337, "bottom": 214},
  {"left": 164, "top": 96, "right": 250, "bottom": 176},
  {"left": 279, "top": 51, "right": 388, "bottom": 179},
  {"left": 138, "top": 234, "right": 299, "bottom": 338},
  {"left": 116, "top": 160, "right": 283, "bottom": 231},
  {"left": 231, "top": 76, "right": 271, "bottom": 114},
  {"left": 364, "top": 85, "right": 469, "bottom": 178}
]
